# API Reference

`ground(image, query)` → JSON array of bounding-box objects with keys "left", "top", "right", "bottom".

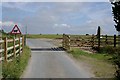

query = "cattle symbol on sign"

[{"left": 10, "top": 25, "right": 22, "bottom": 34}]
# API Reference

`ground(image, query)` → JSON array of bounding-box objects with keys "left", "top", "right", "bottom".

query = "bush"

[
  {"left": 99, "top": 46, "right": 117, "bottom": 54},
  {"left": 112, "top": 50, "right": 120, "bottom": 79},
  {"left": 93, "top": 46, "right": 120, "bottom": 54}
]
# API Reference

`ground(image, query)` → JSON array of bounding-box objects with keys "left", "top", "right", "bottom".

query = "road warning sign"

[{"left": 10, "top": 25, "right": 22, "bottom": 34}]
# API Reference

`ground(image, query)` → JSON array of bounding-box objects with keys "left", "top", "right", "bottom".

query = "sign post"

[{"left": 10, "top": 25, "right": 22, "bottom": 36}]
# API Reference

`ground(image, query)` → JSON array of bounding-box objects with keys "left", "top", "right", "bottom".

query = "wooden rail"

[
  {"left": 0, "top": 36, "right": 24, "bottom": 63},
  {"left": 62, "top": 34, "right": 119, "bottom": 51}
]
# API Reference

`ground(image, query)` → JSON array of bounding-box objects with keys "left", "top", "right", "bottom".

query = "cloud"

[
  {"left": 53, "top": 23, "right": 71, "bottom": 34},
  {"left": 1, "top": 0, "right": 109, "bottom": 2},
  {"left": 0, "top": 21, "right": 2, "bottom": 26},
  {"left": 1, "top": 21, "right": 23, "bottom": 33},
  {"left": 0, "top": 3, "right": 2, "bottom": 21},
  {"left": 53, "top": 23, "right": 71, "bottom": 28},
  {"left": 1, "top": 21, "right": 22, "bottom": 27},
  {"left": 0, "top": 21, "right": 2, "bottom": 29},
  {"left": 2, "top": 2, "right": 40, "bottom": 13},
  {"left": 2, "top": 2, "right": 117, "bottom": 35},
  {"left": 2, "top": 21, "right": 15, "bottom": 26},
  {"left": 0, "top": 21, "right": 15, "bottom": 29}
]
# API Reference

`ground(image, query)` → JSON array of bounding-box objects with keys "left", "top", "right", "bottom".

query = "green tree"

[
  {"left": 111, "top": 1, "right": 120, "bottom": 79},
  {"left": 111, "top": 1, "right": 120, "bottom": 35}
]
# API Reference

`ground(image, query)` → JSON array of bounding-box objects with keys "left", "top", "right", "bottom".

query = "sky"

[{"left": 0, "top": 0, "right": 118, "bottom": 35}]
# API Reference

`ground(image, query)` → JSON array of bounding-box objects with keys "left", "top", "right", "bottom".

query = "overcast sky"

[{"left": 0, "top": 1, "right": 118, "bottom": 35}]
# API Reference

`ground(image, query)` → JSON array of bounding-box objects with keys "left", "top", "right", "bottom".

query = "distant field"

[
  {"left": 0, "top": 63, "right": 1, "bottom": 78},
  {"left": 26, "top": 34, "right": 92, "bottom": 39},
  {"left": 26, "top": 34, "right": 63, "bottom": 39}
]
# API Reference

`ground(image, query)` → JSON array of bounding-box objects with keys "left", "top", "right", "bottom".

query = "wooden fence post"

[
  {"left": 22, "top": 36, "right": 24, "bottom": 52},
  {"left": 63, "top": 34, "right": 70, "bottom": 51},
  {"left": 62, "top": 34, "right": 65, "bottom": 48},
  {"left": 24, "top": 35, "right": 26, "bottom": 46},
  {"left": 98, "top": 35, "right": 100, "bottom": 50},
  {"left": 114, "top": 35, "right": 116, "bottom": 47},
  {"left": 19, "top": 36, "right": 21, "bottom": 55},
  {"left": 91, "top": 34, "right": 94, "bottom": 47},
  {"left": 4, "top": 37, "right": 7, "bottom": 63},
  {"left": 68, "top": 35, "right": 71, "bottom": 51},
  {"left": 97, "top": 26, "right": 101, "bottom": 51},
  {"left": 65, "top": 34, "right": 67, "bottom": 50},
  {"left": 13, "top": 37, "right": 16, "bottom": 58},
  {"left": 105, "top": 35, "right": 108, "bottom": 45}
]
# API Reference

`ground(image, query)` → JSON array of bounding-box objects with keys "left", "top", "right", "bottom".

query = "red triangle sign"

[{"left": 10, "top": 25, "right": 22, "bottom": 34}]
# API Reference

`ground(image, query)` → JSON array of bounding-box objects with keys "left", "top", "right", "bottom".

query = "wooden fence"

[
  {"left": 62, "top": 34, "right": 70, "bottom": 50},
  {"left": 63, "top": 34, "right": 120, "bottom": 51},
  {"left": 0, "top": 36, "right": 24, "bottom": 63}
]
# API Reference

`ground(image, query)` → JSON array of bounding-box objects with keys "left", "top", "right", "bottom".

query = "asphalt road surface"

[{"left": 22, "top": 39, "right": 94, "bottom": 78}]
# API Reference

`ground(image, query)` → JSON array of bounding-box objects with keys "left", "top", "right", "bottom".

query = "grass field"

[
  {"left": 2, "top": 46, "right": 31, "bottom": 79},
  {"left": 69, "top": 48, "right": 116, "bottom": 78},
  {"left": 26, "top": 34, "right": 92, "bottom": 39},
  {"left": 26, "top": 34, "right": 63, "bottom": 39}
]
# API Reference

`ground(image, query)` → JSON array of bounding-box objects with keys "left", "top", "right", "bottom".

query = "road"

[{"left": 22, "top": 39, "right": 94, "bottom": 78}]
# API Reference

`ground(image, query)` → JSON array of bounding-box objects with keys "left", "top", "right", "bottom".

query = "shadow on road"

[{"left": 31, "top": 47, "right": 65, "bottom": 51}]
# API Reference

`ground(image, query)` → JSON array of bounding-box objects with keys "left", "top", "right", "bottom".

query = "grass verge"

[
  {"left": 2, "top": 46, "right": 31, "bottom": 79},
  {"left": 69, "top": 48, "right": 116, "bottom": 78},
  {"left": 0, "top": 63, "right": 2, "bottom": 79}
]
